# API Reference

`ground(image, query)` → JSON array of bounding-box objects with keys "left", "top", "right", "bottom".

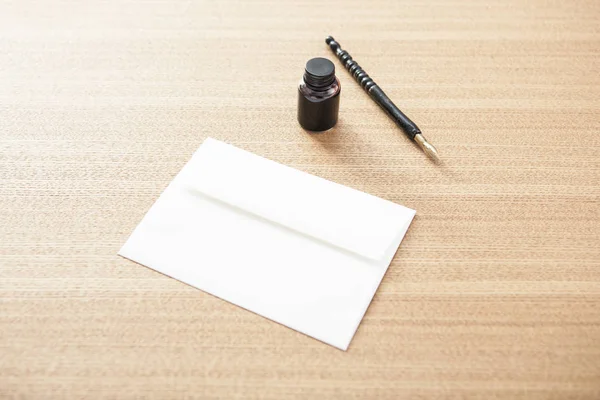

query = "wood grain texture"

[{"left": 1, "top": 0, "right": 599, "bottom": 399}]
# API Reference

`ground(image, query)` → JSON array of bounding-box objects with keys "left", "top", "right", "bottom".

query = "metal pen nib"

[
  {"left": 414, "top": 134, "right": 440, "bottom": 163},
  {"left": 326, "top": 36, "right": 441, "bottom": 163}
]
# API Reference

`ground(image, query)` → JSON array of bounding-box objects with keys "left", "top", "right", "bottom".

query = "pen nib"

[{"left": 414, "top": 134, "right": 440, "bottom": 163}]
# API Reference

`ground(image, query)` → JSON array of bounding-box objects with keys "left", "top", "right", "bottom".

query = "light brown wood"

[{"left": 1, "top": 0, "right": 599, "bottom": 398}]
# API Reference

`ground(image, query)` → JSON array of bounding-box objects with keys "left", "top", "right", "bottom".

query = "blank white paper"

[{"left": 119, "top": 138, "right": 415, "bottom": 350}]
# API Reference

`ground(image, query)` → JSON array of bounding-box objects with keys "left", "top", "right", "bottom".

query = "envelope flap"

[{"left": 183, "top": 138, "right": 415, "bottom": 261}]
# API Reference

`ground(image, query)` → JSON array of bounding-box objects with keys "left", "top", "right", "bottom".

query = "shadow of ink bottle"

[{"left": 297, "top": 57, "right": 341, "bottom": 132}]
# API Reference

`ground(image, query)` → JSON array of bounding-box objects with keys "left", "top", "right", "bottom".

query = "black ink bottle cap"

[
  {"left": 304, "top": 58, "right": 336, "bottom": 88},
  {"left": 297, "top": 57, "right": 341, "bottom": 132}
]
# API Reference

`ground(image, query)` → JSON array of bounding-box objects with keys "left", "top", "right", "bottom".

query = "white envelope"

[{"left": 119, "top": 138, "right": 415, "bottom": 350}]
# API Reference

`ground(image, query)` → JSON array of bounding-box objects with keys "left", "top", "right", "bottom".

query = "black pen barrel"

[{"left": 325, "top": 36, "right": 421, "bottom": 140}]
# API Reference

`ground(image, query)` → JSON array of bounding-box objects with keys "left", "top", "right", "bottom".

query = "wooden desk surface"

[{"left": 1, "top": 0, "right": 599, "bottom": 398}]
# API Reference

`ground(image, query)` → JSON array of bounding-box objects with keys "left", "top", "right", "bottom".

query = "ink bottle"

[{"left": 297, "top": 57, "right": 341, "bottom": 132}]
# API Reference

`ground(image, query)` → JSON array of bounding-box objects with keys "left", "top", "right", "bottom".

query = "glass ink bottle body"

[{"left": 297, "top": 57, "right": 341, "bottom": 132}]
